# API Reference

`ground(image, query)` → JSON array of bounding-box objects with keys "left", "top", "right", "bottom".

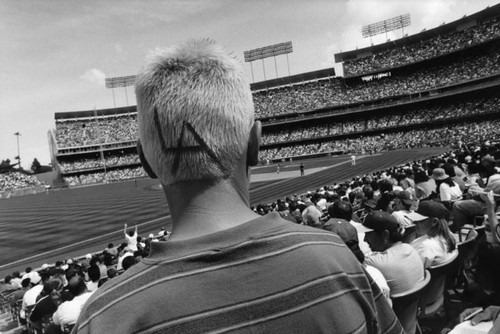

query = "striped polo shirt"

[{"left": 74, "top": 212, "right": 403, "bottom": 334}]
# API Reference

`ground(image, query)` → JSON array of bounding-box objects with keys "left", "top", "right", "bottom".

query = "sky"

[{"left": 1, "top": 0, "right": 498, "bottom": 170}]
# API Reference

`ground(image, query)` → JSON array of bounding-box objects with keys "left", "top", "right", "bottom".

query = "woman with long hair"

[{"left": 407, "top": 201, "right": 457, "bottom": 269}]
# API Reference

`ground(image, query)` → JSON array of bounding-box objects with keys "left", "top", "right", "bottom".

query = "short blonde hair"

[{"left": 135, "top": 39, "right": 254, "bottom": 185}]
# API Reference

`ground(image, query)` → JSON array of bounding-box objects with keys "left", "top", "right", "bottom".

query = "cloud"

[
  {"left": 80, "top": 68, "right": 106, "bottom": 87},
  {"left": 115, "top": 44, "right": 123, "bottom": 53}
]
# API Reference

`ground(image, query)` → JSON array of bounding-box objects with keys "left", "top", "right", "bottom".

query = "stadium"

[{"left": 1, "top": 3, "right": 500, "bottom": 333}]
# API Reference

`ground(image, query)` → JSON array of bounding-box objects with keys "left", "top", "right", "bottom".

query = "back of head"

[
  {"left": 363, "top": 211, "right": 403, "bottom": 243},
  {"left": 43, "top": 275, "right": 65, "bottom": 295},
  {"left": 68, "top": 275, "right": 87, "bottom": 296},
  {"left": 328, "top": 200, "right": 352, "bottom": 221},
  {"left": 135, "top": 38, "right": 254, "bottom": 185},
  {"left": 378, "top": 179, "right": 393, "bottom": 193},
  {"left": 414, "top": 170, "right": 429, "bottom": 184},
  {"left": 302, "top": 205, "right": 322, "bottom": 227},
  {"left": 87, "top": 265, "right": 101, "bottom": 283},
  {"left": 442, "top": 163, "right": 456, "bottom": 177},
  {"left": 21, "top": 278, "right": 31, "bottom": 288}
]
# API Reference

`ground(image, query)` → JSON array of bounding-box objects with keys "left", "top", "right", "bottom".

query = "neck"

[{"left": 164, "top": 176, "right": 259, "bottom": 241}]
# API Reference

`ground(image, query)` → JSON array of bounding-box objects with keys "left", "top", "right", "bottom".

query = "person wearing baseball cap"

[
  {"left": 406, "top": 201, "right": 457, "bottom": 269},
  {"left": 360, "top": 211, "right": 425, "bottom": 295}
]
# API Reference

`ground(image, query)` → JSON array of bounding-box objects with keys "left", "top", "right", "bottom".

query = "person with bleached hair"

[{"left": 74, "top": 39, "right": 403, "bottom": 334}]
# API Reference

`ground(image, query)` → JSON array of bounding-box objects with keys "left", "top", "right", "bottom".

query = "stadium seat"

[
  {"left": 419, "top": 251, "right": 459, "bottom": 317},
  {"left": 391, "top": 269, "right": 431, "bottom": 334}
]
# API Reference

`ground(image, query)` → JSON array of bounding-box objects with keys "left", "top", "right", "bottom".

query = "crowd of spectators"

[
  {"left": 0, "top": 171, "right": 42, "bottom": 192},
  {"left": 344, "top": 17, "right": 500, "bottom": 76},
  {"left": 52, "top": 52, "right": 499, "bottom": 150},
  {"left": 51, "top": 47, "right": 500, "bottom": 147},
  {"left": 57, "top": 118, "right": 500, "bottom": 185},
  {"left": 254, "top": 49, "right": 500, "bottom": 118},
  {"left": 1, "top": 226, "right": 172, "bottom": 332},
  {"left": 4, "top": 136, "right": 500, "bottom": 333},
  {"left": 63, "top": 167, "right": 147, "bottom": 187},
  {"left": 261, "top": 96, "right": 500, "bottom": 146},
  {"left": 59, "top": 153, "right": 140, "bottom": 173},
  {"left": 260, "top": 119, "right": 500, "bottom": 162},
  {"left": 260, "top": 136, "right": 500, "bottom": 316},
  {"left": 55, "top": 114, "right": 138, "bottom": 149}
]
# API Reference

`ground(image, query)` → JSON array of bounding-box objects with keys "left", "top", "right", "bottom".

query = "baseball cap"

[
  {"left": 357, "top": 211, "right": 399, "bottom": 234},
  {"left": 405, "top": 201, "right": 449, "bottom": 222},
  {"left": 323, "top": 218, "right": 358, "bottom": 244},
  {"left": 395, "top": 190, "right": 415, "bottom": 206}
]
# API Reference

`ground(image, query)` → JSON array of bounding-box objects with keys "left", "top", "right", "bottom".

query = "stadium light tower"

[
  {"left": 14, "top": 132, "right": 21, "bottom": 168},
  {"left": 244, "top": 41, "right": 293, "bottom": 82}
]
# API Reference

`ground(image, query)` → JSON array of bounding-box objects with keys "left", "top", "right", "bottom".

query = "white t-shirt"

[
  {"left": 439, "top": 182, "right": 462, "bottom": 201},
  {"left": 411, "top": 235, "right": 457, "bottom": 269},
  {"left": 365, "top": 242, "right": 424, "bottom": 295},
  {"left": 125, "top": 231, "right": 138, "bottom": 251},
  {"left": 53, "top": 291, "right": 95, "bottom": 327},
  {"left": 365, "top": 264, "right": 392, "bottom": 307}
]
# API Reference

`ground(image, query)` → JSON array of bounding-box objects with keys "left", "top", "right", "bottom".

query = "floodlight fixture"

[
  {"left": 362, "top": 13, "right": 411, "bottom": 39},
  {"left": 243, "top": 41, "right": 293, "bottom": 82}
]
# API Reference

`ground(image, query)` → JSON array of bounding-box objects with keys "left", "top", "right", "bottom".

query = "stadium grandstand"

[
  {"left": 3, "top": 5, "right": 500, "bottom": 333},
  {"left": 39, "top": 3, "right": 500, "bottom": 189}
]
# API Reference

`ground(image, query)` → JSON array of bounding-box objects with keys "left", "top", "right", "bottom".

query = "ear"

[
  {"left": 137, "top": 140, "right": 158, "bottom": 179},
  {"left": 246, "top": 121, "right": 261, "bottom": 167},
  {"left": 382, "top": 229, "right": 390, "bottom": 244}
]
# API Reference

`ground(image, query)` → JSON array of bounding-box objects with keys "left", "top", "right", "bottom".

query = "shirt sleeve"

[
  {"left": 412, "top": 240, "right": 433, "bottom": 269},
  {"left": 52, "top": 308, "right": 61, "bottom": 326},
  {"left": 439, "top": 183, "right": 452, "bottom": 201}
]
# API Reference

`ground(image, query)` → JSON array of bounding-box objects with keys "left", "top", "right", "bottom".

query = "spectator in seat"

[
  {"left": 301, "top": 204, "right": 323, "bottom": 227},
  {"left": 29, "top": 275, "right": 65, "bottom": 331},
  {"left": 51, "top": 275, "right": 94, "bottom": 334},
  {"left": 121, "top": 255, "right": 137, "bottom": 271},
  {"left": 276, "top": 201, "right": 297, "bottom": 223},
  {"left": 90, "top": 255, "right": 107, "bottom": 280},
  {"left": 116, "top": 246, "right": 134, "bottom": 272},
  {"left": 85, "top": 265, "right": 100, "bottom": 292},
  {"left": 21, "top": 272, "right": 43, "bottom": 332},
  {"left": 360, "top": 210, "right": 425, "bottom": 295},
  {"left": 443, "top": 162, "right": 466, "bottom": 192},
  {"left": 74, "top": 38, "right": 403, "bottom": 334},
  {"left": 104, "top": 243, "right": 118, "bottom": 257},
  {"left": 10, "top": 271, "right": 22, "bottom": 289},
  {"left": 324, "top": 199, "right": 371, "bottom": 254},
  {"left": 1, "top": 275, "right": 17, "bottom": 293},
  {"left": 322, "top": 201, "right": 391, "bottom": 306},
  {"left": 288, "top": 200, "right": 303, "bottom": 224},
  {"left": 375, "top": 178, "right": 395, "bottom": 211},
  {"left": 414, "top": 170, "right": 436, "bottom": 200},
  {"left": 407, "top": 201, "right": 457, "bottom": 269},
  {"left": 10, "top": 278, "right": 30, "bottom": 308},
  {"left": 451, "top": 174, "right": 500, "bottom": 233},
  {"left": 431, "top": 168, "right": 463, "bottom": 209},
  {"left": 390, "top": 190, "right": 416, "bottom": 228}
]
